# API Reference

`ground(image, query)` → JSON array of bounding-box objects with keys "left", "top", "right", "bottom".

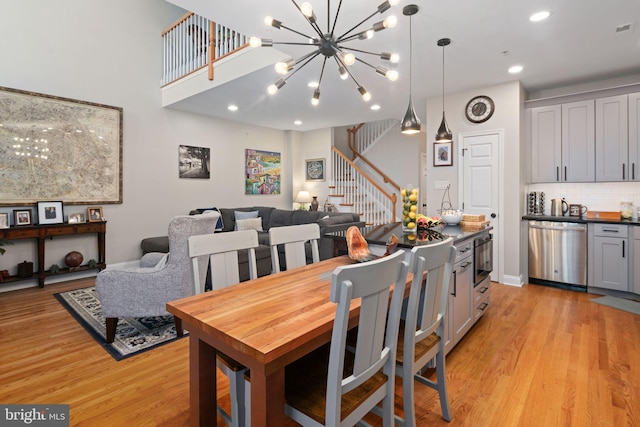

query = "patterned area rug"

[{"left": 55, "top": 286, "right": 186, "bottom": 361}]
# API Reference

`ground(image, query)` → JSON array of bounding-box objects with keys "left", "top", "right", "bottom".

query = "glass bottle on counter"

[{"left": 620, "top": 201, "right": 633, "bottom": 220}]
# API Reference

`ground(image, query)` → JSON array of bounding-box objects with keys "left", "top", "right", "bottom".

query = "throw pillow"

[
  {"left": 198, "top": 207, "right": 224, "bottom": 231},
  {"left": 234, "top": 210, "right": 259, "bottom": 230},
  {"left": 235, "top": 217, "right": 263, "bottom": 232}
]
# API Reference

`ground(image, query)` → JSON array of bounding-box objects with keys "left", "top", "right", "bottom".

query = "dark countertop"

[
  {"left": 522, "top": 214, "right": 640, "bottom": 226},
  {"left": 326, "top": 221, "right": 491, "bottom": 249}
]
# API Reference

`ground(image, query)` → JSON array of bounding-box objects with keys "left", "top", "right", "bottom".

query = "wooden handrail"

[
  {"left": 332, "top": 146, "right": 397, "bottom": 210},
  {"left": 162, "top": 11, "right": 194, "bottom": 36},
  {"left": 347, "top": 125, "right": 401, "bottom": 194}
]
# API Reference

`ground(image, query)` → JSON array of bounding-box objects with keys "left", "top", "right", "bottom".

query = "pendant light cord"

[
  {"left": 442, "top": 43, "right": 445, "bottom": 112},
  {"left": 409, "top": 16, "right": 413, "bottom": 96}
]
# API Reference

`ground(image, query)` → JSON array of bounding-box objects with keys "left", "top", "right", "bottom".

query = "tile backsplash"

[{"left": 526, "top": 182, "right": 640, "bottom": 215}]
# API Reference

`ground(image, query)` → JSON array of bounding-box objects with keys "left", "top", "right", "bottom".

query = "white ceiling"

[{"left": 165, "top": 0, "right": 640, "bottom": 131}]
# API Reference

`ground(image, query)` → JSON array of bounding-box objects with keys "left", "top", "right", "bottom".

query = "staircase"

[{"left": 329, "top": 119, "right": 400, "bottom": 226}]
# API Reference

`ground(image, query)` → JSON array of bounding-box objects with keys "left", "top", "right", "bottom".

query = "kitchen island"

[{"left": 327, "top": 222, "right": 493, "bottom": 354}]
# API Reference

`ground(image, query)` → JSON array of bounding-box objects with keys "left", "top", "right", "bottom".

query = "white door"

[{"left": 459, "top": 130, "right": 502, "bottom": 282}]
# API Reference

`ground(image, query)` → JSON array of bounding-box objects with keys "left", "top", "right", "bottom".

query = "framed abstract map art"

[{"left": 0, "top": 86, "right": 123, "bottom": 206}]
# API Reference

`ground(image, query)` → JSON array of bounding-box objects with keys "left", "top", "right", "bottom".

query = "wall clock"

[
  {"left": 465, "top": 95, "right": 495, "bottom": 123},
  {"left": 305, "top": 158, "right": 325, "bottom": 181}
]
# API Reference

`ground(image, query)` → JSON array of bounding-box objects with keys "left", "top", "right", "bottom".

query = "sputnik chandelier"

[{"left": 249, "top": 0, "right": 401, "bottom": 106}]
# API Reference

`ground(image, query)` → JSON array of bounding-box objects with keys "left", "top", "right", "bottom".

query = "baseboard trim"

[{"left": 502, "top": 274, "right": 524, "bottom": 287}]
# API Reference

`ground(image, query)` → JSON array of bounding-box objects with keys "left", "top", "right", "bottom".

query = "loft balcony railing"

[{"left": 161, "top": 12, "right": 250, "bottom": 86}]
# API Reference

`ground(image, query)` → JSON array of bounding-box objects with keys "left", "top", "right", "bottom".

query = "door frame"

[{"left": 457, "top": 129, "right": 505, "bottom": 284}]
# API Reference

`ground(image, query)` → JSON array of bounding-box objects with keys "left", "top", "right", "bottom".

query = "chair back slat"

[
  {"left": 188, "top": 230, "right": 259, "bottom": 294},
  {"left": 269, "top": 223, "right": 320, "bottom": 273}
]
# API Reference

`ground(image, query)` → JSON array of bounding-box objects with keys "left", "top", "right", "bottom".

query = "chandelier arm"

[
  {"left": 283, "top": 51, "right": 323, "bottom": 81},
  {"left": 354, "top": 57, "right": 375, "bottom": 70},
  {"left": 338, "top": 31, "right": 371, "bottom": 43},
  {"left": 272, "top": 41, "right": 321, "bottom": 47},
  {"left": 290, "top": 0, "right": 325, "bottom": 39},
  {"left": 336, "top": 10, "right": 379, "bottom": 41},
  {"left": 342, "top": 46, "right": 382, "bottom": 57},
  {"left": 318, "top": 56, "right": 328, "bottom": 86},
  {"left": 279, "top": 24, "right": 316, "bottom": 40},
  {"left": 293, "top": 49, "right": 323, "bottom": 66},
  {"left": 330, "top": 0, "right": 344, "bottom": 37}
]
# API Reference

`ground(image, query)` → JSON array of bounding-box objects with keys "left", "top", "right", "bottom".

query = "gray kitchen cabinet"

[
  {"left": 562, "top": 100, "right": 595, "bottom": 182},
  {"left": 596, "top": 95, "right": 628, "bottom": 181},
  {"left": 592, "top": 223, "right": 629, "bottom": 292},
  {"left": 529, "top": 100, "right": 595, "bottom": 183},
  {"left": 445, "top": 240, "right": 474, "bottom": 355},
  {"left": 530, "top": 105, "right": 562, "bottom": 183},
  {"left": 630, "top": 93, "right": 640, "bottom": 181},
  {"left": 633, "top": 227, "right": 640, "bottom": 295}
]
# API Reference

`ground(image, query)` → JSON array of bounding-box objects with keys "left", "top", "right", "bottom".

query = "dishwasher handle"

[{"left": 529, "top": 223, "right": 586, "bottom": 232}]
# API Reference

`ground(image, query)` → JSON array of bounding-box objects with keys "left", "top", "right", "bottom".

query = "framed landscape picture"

[
  {"left": 434, "top": 142, "right": 453, "bottom": 167},
  {"left": 305, "top": 158, "right": 326, "bottom": 182},
  {"left": 179, "top": 145, "right": 210, "bottom": 179}
]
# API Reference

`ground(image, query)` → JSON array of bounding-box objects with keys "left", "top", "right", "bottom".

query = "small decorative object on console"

[
  {"left": 346, "top": 226, "right": 375, "bottom": 263},
  {"left": 17, "top": 261, "right": 33, "bottom": 278},
  {"left": 64, "top": 251, "right": 83, "bottom": 268}
]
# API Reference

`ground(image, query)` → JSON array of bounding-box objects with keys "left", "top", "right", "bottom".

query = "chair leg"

[
  {"left": 228, "top": 369, "right": 246, "bottom": 427},
  {"left": 174, "top": 316, "right": 183, "bottom": 337},
  {"left": 435, "top": 350, "right": 451, "bottom": 422},
  {"left": 105, "top": 317, "right": 118, "bottom": 343},
  {"left": 403, "top": 363, "right": 417, "bottom": 427}
]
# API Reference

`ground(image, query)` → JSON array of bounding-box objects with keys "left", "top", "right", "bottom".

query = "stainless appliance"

[
  {"left": 474, "top": 234, "right": 493, "bottom": 284},
  {"left": 527, "top": 192, "right": 544, "bottom": 215},
  {"left": 528, "top": 221, "right": 587, "bottom": 290},
  {"left": 550, "top": 198, "right": 569, "bottom": 216}
]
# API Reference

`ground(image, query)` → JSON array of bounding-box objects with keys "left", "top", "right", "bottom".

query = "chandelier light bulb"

[
  {"left": 300, "top": 2, "right": 313, "bottom": 17},
  {"left": 264, "top": 16, "right": 274, "bottom": 26},
  {"left": 387, "top": 70, "right": 398, "bottom": 81},
  {"left": 390, "top": 53, "right": 399, "bottom": 63},
  {"left": 383, "top": 15, "right": 397, "bottom": 28},
  {"left": 311, "top": 89, "right": 320, "bottom": 106},
  {"left": 389, "top": 0, "right": 400, "bottom": 5},
  {"left": 358, "top": 86, "right": 371, "bottom": 101},
  {"left": 267, "top": 84, "right": 278, "bottom": 95},
  {"left": 249, "top": 37, "right": 261, "bottom": 47},
  {"left": 339, "top": 66, "right": 349, "bottom": 80},
  {"left": 343, "top": 53, "right": 356, "bottom": 66},
  {"left": 275, "top": 59, "right": 294, "bottom": 75}
]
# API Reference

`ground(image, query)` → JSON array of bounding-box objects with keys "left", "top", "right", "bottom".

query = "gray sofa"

[{"left": 140, "top": 206, "right": 364, "bottom": 281}]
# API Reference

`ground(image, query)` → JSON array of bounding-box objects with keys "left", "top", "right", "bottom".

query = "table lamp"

[{"left": 295, "top": 190, "right": 312, "bottom": 210}]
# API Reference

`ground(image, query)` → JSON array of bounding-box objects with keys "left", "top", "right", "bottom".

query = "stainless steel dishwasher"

[{"left": 528, "top": 220, "right": 587, "bottom": 290}]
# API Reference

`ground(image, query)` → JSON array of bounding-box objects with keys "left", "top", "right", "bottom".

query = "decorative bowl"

[{"left": 441, "top": 210, "right": 463, "bottom": 225}]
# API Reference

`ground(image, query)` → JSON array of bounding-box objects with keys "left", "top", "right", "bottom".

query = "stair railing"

[
  {"left": 161, "top": 12, "right": 250, "bottom": 86},
  {"left": 332, "top": 147, "right": 396, "bottom": 225}
]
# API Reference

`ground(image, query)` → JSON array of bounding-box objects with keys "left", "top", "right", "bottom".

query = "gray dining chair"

[
  {"left": 268, "top": 223, "right": 320, "bottom": 273},
  {"left": 396, "top": 237, "right": 456, "bottom": 425},
  {"left": 284, "top": 249, "right": 409, "bottom": 426},
  {"left": 188, "top": 229, "right": 259, "bottom": 427}
]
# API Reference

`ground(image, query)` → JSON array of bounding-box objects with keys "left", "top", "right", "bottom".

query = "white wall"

[
  {"left": 424, "top": 81, "right": 524, "bottom": 285},
  {"left": 0, "top": 0, "right": 292, "bottom": 287}
]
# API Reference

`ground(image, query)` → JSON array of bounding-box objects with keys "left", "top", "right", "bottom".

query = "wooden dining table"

[{"left": 168, "top": 254, "right": 409, "bottom": 427}]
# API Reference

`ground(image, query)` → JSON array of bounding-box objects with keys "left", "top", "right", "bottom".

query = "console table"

[{"left": 0, "top": 221, "right": 106, "bottom": 287}]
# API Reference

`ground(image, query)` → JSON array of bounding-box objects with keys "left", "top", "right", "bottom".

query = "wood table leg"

[
  {"left": 250, "top": 366, "right": 285, "bottom": 427},
  {"left": 190, "top": 333, "right": 217, "bottom": 427}
]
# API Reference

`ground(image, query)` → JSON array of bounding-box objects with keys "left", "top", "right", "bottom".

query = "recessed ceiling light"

[
  {"left": 529, "top": 11, "right": 550, "bottom": 22},
  {"left": 294, "top": 120, "right": 302, "bottom": 125},
  {"left": 508, "top": 65, "right": 523, "bottom": 74},
  {"left": 371, "top": 104, "right": 381, "bottom": 110},
  {"left": 307, "top": 81, "right": 319, "bottom": 88},
  {"left": 228, "top": 105, "right": 238, "bottom": 111}
]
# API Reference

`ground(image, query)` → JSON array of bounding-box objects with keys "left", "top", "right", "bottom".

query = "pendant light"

[
  {"left": 435, "top": 38, "right": 453, "bottom": 142},
  {"left": 401, "top": 4, "right": 420, "bottom": 135}
]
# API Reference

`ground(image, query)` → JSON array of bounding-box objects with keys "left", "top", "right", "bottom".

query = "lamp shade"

[
  {"left": 401, "top": 95, "right": 421, "bottom": 134},
  {"left": 435, "top": 112, "right": 453, "bottom": 142},
  {"left": 295, "top": 190, "right": 312, "bottom": 203}
]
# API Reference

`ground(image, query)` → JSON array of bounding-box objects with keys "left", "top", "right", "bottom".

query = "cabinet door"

[
  {"left": 451, "top": 258, "right": 474, "bottom": 346},
  {"left": 593, "top": 236, "right": 629, "bottom": 291},
  {"left": 596, "top": 95, "right": 629, "bottom": 181},
  {"left": 629, "top": 93, "right": 640, "bottom": 181},
  {"left": 562, "top": 100, "right": 595, "bottom": 182},
  {"left": 634, "top": 235, "right": 640, "bottom": 295},
  {"left": 530, "top": 105, "right": 562, "bottom": 183}
]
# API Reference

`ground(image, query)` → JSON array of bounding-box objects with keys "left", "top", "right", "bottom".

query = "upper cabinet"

[
  {"left": 529, "top": 91, "right": 640, "bottom": 183},
  {"left": 530, "top": 100, "right": 594, "bottom": 183},
  {"left": 596, "top": 95, "right": 629, "bottom": 181}
]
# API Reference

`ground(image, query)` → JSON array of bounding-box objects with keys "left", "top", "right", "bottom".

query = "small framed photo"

[
  {"left": 13, "top": 209, "right": 32, "bottom": 226},
  {"left": 37, "top": 201, "right": 64, "bottom": 225},
  {"left": 0, "top": 213, "right": 9, "bottom": 228},
  {"left": 87, "top": 206, "right": 103, "bottom": 222},
  {"left": 305, "top": 158, "right": 326, "bottom": 181},
  {"left": 68, "top": 212, "right": 86, "bottom": 224},
  {"left": 433, "top": 142, "right": 453, "bottom": 167}
]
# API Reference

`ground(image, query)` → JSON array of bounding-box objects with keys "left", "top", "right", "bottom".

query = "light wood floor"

[{"left": 1, "top": 278, "right": 639, "bottom": 426}]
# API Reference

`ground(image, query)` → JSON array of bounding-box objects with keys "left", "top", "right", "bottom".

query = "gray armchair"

[{"left": 95, "top": 214, "right": 218, "bottom": 343}]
